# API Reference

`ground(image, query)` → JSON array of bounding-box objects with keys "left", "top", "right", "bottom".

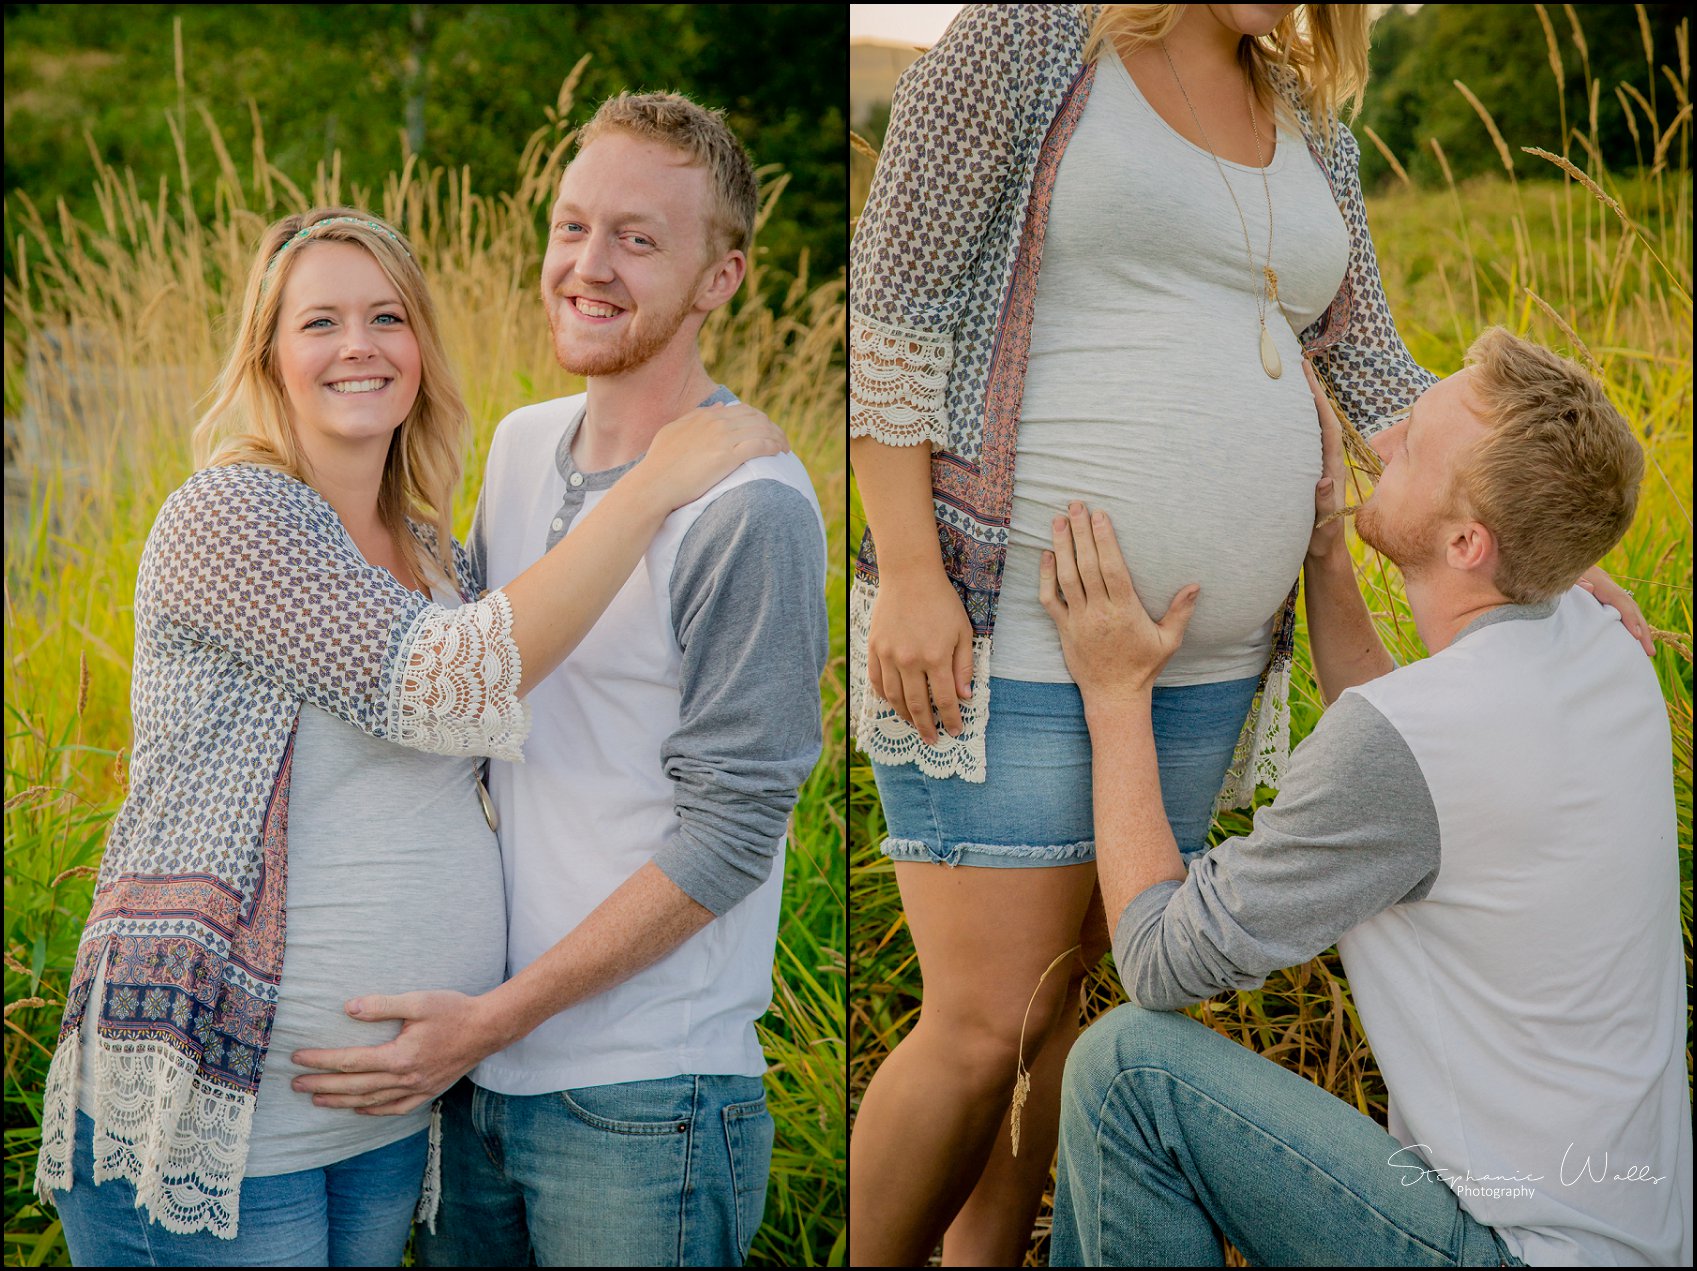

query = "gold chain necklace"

[{"left": 1159, "top": 39, "right": 1284, "bottom": 379}]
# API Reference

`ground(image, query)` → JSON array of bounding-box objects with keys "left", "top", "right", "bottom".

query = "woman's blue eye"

[{"left": 304, "top": 313, "right": 404, "bottom": 329}]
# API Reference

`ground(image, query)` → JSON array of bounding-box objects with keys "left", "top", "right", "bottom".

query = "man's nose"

[
  {"left": 1369, "top": 419, "right": 1401, "bottom": 464},
  {"left": 574, "top": 231, "right": 615, "bottom": 282}
]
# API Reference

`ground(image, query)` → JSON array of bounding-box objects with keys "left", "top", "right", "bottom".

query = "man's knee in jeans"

[{"left": 1064, "top": 1003, "right": 1197, "bottom": 1102}]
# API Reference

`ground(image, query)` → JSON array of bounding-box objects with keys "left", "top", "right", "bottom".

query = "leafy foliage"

[{"left": 1, "top": 4, "right": 847, "bottom": 294}]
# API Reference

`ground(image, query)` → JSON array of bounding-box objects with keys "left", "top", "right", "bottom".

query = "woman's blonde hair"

[
  {"left": 193, "top": 207, "right": 468, "bottom": 587},
  {"left": 1084, "top": 5, "right": 1373, "bottom": 153}
]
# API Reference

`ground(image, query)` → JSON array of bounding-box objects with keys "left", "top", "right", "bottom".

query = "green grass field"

[
  {"left": 2, "top": 101, "right": 847, "bottom": 1265},
  {"left": 849, "top": 29, "right": 1691, "bottom": 1270}
]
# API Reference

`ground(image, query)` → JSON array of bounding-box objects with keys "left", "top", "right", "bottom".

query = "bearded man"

[{"left": 1036, "top": 331, "right": 1689, "bottom": 1267}]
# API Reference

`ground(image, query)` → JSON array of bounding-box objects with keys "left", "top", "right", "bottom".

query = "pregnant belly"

[
  {"left": 998, "top": 409, "right": 1321, "bottom": 682},
  {"left": 257, "top": 845, "right": 507, "bottom": 1119}
]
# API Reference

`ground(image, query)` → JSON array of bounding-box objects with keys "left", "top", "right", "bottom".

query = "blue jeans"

[
  {"left": 413, "top": 1074, "right": 773, "bottom": 1267},
  {"left": 1053, "top": 1006, "right": 1527, "bottom": 1267},
  {"left": 54, "top": 1109, "right": 426, "bottom": 1266},
  {"left": 874, "top": 674, "right": 1261, "bottom": 867}
]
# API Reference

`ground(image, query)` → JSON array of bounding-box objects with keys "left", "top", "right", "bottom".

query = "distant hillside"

[{"left": 850, "top": 38, "right": 926, "bottom": 127}]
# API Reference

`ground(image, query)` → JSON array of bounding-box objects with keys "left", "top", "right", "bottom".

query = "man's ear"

[
  {"left": 1446, "top": 519, "right": 1498, "bottom": 577},
  {"left": 694, "top": 249, "right": 747, "bottom": 313}
]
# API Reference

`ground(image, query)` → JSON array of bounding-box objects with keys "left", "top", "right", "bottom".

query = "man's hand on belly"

[{"left": 290, "top": 988, "right": 509, "bottom": 1115}]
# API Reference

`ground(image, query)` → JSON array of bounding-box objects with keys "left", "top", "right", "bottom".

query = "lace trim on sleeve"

[
  {"left": 849, "top": 313, "right": 954, "bottom": 449},
  {"left": 848, "top": 575, "right": 990, "bottom": 781},
  {"left": 1214, "top": 659, "right": 1291, "bottom": 813},
  {"left": 390, "top": 588, "right": 531, "bottom": 763}
]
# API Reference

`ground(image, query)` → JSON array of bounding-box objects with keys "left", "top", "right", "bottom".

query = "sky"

[{"left": 848, "top": 4, "right": 963, "bottom": 47}]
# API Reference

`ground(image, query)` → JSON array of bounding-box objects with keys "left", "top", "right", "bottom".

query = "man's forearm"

[
  {"left": 481, "top": 861, "right": 714, "bottom": 1050},
  {"left": 1085, "top": 693, "right": 1187, "bottom": 934},
  {"left": 1303, "top": 546, "right": 1394, "bottom": 705}
]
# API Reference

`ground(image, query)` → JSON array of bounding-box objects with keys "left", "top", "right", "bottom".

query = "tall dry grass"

[
  {"left": 849, "top": 9, "right": 1691, "bottom": 1266},
  {"left": 3, "top": 68, "right": 847, "bottom": 1267}
]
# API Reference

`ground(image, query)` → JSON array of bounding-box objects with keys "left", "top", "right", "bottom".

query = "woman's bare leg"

[
  {"left": 939, "top": 968, "right": 1085, "bottom": 1266},
  {"left": 940, "top": 884, "right": 1110, "bottom": 1266},
  {"left": 848, "top": 861, "right": 1098, "bottom": 1267}
]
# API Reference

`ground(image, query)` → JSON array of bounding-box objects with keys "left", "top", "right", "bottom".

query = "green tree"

[
  {"left": 2, "top": 4, "right": 846, "bottom": 288},
  {"left": 1354, "top": 4, "right": 1687, "bottom": 190}
]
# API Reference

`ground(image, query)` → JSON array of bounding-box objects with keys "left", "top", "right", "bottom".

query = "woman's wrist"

[
  {"left": 607, "top": 464, "right": 677, "bottom": 532},
  {"left": 874, "top": 548, "right": 951, "bottom": 586}
]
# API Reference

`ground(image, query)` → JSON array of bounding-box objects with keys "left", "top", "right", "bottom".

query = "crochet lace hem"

[
  {"left": 415, "top": 1100, "right": 442, "bottom": 1233},
  {"left": 849, "top": 573, "right": 1289, "bottom": 803},
  {"left": 36, "top": 1031, "right": 255, "bottom": 1240},
  {"left": 848, "top": 575, "right": 991, "bottom": 782},
  {"left": 1214, "top": 660, "right": 1291, "bottom": 813},
  {"left": 392, "top": 587, "right": 531, "bottom": 763},
  {"left": 848, "top": 313, "right": 953, "bottom": 449}
]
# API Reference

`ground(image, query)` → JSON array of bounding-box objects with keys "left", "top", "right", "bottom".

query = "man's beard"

[
  {"left": 548, "top": 289, "right": 697, "bottom": 378},
  {"left": 1354, "top": 497, "right": 1442, "bottom": 577}
]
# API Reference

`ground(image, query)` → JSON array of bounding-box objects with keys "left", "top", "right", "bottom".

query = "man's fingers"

[
  {"left": 355, "top": 1094, "right": 434, "bottom": 1117},
  {"left": 1038, "top": 549, "right": 1062, "bottom": 619},
  {"left": 1160, "top": 584, "right": 1202, "bottom": 643},
  {"left": 292, "top": 1043, "right": 395, "bottom": 1073},
  {"left": 1304, "top": 358, "right": 1346, "bottom": 472},
  {"left": 311, "top": 1087, "right": 416, "bottom": 1109},
  {"left": 1051, "top": 514, "right": 1084, "bottom": 607},
  {"left": 1067, "top": 503, "right": 1104, "bottom": 600},
  {"left": 294, "top": 1069, "right": 409, "bottom": 1096},
  {"left": 1089, "top": 511, "right": 1138, "bottom": 608}
]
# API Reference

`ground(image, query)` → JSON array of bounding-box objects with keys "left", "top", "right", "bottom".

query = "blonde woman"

[
  {"left": 33, "top": 207, "right": 785, "bottom": 1266},
  {"left": 847, "top": 5, "right": 1649, "bottom": 1265}
]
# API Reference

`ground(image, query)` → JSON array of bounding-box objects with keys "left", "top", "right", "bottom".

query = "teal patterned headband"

[{"left": 262, "top": 216, "right": 411, "bottom": 288}]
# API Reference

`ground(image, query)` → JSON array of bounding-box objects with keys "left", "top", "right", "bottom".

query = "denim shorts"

[
  {"left": 873, "top": 674, "right": 1262, "bottom": 868},
  {"left": 53, "top": 1108, "right": 427, "bottom": 1266},
  {"left": 414, "top": 1073, "right": 773, "bottom": 1267}
]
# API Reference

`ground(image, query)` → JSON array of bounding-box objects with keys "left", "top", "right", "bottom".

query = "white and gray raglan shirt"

[
  {"left": 466, "top": 387, "right": 827, "bottom": 1093},
  {"left": 1112, "top": 588, "right": 1691, "bottom": 1267}
]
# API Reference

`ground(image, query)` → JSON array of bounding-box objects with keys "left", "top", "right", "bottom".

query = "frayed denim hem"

[{"left": 879, "top": 836, "right": 1096, "bottom": 869}]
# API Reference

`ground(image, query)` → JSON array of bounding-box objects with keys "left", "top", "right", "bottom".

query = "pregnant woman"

[
  {"left": 847, "top": 5, "right": 1645, "bottom": 1265},
  {"left": 33, "top": 207, "right": 784, "bottom": 1266}
]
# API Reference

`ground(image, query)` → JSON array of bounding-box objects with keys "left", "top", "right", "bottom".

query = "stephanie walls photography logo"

[{"left": 1388, "top": 1144, "right": 1671, "bottom": 1201}]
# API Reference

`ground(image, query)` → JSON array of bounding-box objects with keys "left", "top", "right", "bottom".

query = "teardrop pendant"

[{"left": 1259, "top": 323, "right": 1282, "bottom": 379}]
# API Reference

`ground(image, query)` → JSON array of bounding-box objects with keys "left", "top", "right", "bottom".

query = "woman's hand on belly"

[{"left": 1040, "top": 503, "right": 1200, "bottom": 708}]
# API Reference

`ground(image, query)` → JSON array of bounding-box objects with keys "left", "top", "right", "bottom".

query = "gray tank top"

[
  {"left": 80, "top": 587, "right": 508, "bottom": 1176},
  {"left": 991, "top": 50, "right": 1351, "bottom": 685}
]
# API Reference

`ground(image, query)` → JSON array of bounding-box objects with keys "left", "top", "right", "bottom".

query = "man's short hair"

[
  {"left": 576, "top": 90, "right": 759, "bottom": 259},
  {"left": 1455, "top": 327, "right": 1643, "bottom": 603}
]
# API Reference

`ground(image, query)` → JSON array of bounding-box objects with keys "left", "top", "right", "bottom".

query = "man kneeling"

[{"left": 1038, "top": 329, "right": 1690, "bottom": 1267}]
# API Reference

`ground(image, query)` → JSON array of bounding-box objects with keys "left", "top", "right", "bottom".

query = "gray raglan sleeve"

[
  {"left": 655, "top": 479, "right": 828, "bottom": 916},
  {"left": 1113, "top": 692, "right": 1441, "bottom": 1011}
]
